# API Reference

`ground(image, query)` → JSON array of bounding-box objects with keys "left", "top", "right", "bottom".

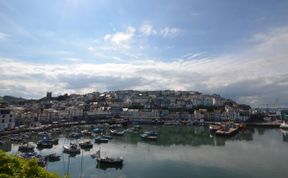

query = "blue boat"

[
  {"left": 95, "top": 136, "right": 109, "bottom": 143},
  {"left": 93, "top": 128, "right": 103, "bottom": 133}
]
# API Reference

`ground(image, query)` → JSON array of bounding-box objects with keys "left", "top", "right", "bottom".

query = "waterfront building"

[{"left": 0, "top": 108, "right": 15, "bottom": 131}]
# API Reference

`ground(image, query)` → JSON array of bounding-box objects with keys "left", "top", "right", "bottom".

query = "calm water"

[{"left": 2, "top": 125, "right": 288, "bottom": 178}]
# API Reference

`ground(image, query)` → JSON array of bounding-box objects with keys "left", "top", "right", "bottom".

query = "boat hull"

[
  {"left": 95, "top": 137, "right": 109, "bottom": 143},
  {"left": 63, "top": 146, "right": 80, "bottom": 154},
  {"left": 280, "top": 124, "right": 288, "bottom": 130},
  {"left": 96, "top": 158, "right": 123, "bottom": 165}
]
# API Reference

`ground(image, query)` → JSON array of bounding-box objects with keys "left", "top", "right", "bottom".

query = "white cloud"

[
  {"left": 104, "top": 26, "right": 136, "bottom": 46},
  {"left": 139, "top": 24, "right": 181, "bottom": 38},
  {"left": 1, "top": 26, "right": 288, "bottom": 106},
  {"left": 160, "top": 27, "right": 182, "bottom": 38},
  {"left": 0, "top": 32, "right": 9, "bottom": 40},
  {"left": 140, "top": 24, "right": 157, "bottom": 36},
  {"left": 62, "top": 57, "right": 82, "bottom": 62}
]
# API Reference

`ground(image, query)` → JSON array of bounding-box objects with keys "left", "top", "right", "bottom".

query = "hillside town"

[{"left": 0, "top": 90, "right": 287, "bottom": 131}]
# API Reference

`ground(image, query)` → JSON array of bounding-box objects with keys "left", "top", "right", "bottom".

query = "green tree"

[{"left": 0, "top": 151, "right": 59, "bottom": 178}]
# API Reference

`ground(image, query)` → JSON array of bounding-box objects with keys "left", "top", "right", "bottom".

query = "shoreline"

[{"left": 0, "top": 120, "right": 282, "bottom": 137}]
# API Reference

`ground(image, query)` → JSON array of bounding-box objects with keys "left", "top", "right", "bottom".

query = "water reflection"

[
  {"left": 280, "top": 129, "right": 288, "bottom": 142},
  {"left": 96, "top": 163, "right": 123, "bottom": 170},
  {"left": 0, "top": 126, "right": 288, "bottom": 178},
  {"left": 113, "top": 126, "right": 254, "bottom": 147},
  {"left": 0, "top": 126, "right": 257, "bottom": 152}
]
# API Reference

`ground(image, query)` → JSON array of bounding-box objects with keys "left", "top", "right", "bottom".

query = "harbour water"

[{"left": 2, "top": 125, "right": 288, "bottom": 178}]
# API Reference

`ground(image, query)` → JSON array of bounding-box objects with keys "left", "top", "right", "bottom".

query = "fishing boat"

[
  {"left": 79, "top": 140, "right": 93, "bottom": 149},
  {"left": 215, "top": 123, "right": 239, "bottom": 137},
  {"left": 93, "top": 149, "right": 123, "bottom": 167},
  {"left": 63, "top": 143, "right": 81, "bottom": 154},
  {"left": 110, "top": 129, "right": 125, "bottom": 136},
  {"left": 95, "top": 136, "right": 109, "bottom": 144},
  {"left": 37, "top": 140, "right": 53, "bottom": 149},
  {"left": 280, "top": 122, "right": 288, "bottom": 130},
  {"left": 18, "top": 143, "right": 35, "bottom": 152},
  {"left": 209, "top": 124, "right": 222, "bottom": 133}
]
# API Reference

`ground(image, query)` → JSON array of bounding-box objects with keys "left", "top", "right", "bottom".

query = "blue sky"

[{"left": 1, "top": 0, "right": 288, "bottom": 107}]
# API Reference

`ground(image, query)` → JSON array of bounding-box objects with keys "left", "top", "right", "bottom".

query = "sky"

[{"left": 0, "top": 0, "right": 288, "bottom": 107}]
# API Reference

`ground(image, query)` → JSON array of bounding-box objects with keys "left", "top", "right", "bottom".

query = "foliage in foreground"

[{"left": 0, "top": 150, "right": 58, "bottom": 178}]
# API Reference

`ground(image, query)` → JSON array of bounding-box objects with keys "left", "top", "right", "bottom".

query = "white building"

[{"left": 0, "top": 108, "right": 15, "bottom": 131}]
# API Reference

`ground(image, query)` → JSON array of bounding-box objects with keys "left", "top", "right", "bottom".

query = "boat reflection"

[
  {"left": 96, "top": 162, "right": 123, "bottom": 170},
  {"left": 113, "top": 126, "right": 254, "bottom": 147},
  {"left": 280, "top": 129, "right": 288, "bottom": 142}
]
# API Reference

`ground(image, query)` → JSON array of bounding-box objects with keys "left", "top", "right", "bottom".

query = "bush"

[{"left": 0, "top": 150, "right": 58, "bottom": 178}]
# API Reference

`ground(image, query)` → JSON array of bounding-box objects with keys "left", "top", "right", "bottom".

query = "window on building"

[
  {"left": 10, "top": 114, "right": 12, "bottom": 117},
  {"left": 2, "top": 119, "right": 4, "bottom": 123},
  {"left": 2, "top": 115, "right": 4, "bottom": 118},
  {"left": 9, "top": 119, "right": 12, "bottom": 123}
]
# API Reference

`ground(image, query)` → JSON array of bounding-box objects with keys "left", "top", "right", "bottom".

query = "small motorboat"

[
  {"left": 63, "top": 143, "right": 81, "bottom": 154},
  {"left": 18, "top": 143, "right": 35, "bottom": 152},
  {"left": 140, "top": 130, "right": 158, "bottom": 141},
  {"left": 280, "top": 122, "right": 288, "bottom": 130},
  {"left": 95, "top": 136, "right": 109, "bottom": 144},
  {"left": 140, "top": 134, "right": 158, "bottom": 140},
  {"left": 37, "top": 140, "right": 53, "bottom": 149},
  {"left": 143, "top": 130, "right": 158, "bottom": 136},
  {"left": 79, "top": 140, "right": 93, "bottom": 149},
  {"left": 110, "top": 130, "right": 125, "bottom": 136},
  {"left": 97, "top": 156, "right": 123, "bottom": 165}
]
